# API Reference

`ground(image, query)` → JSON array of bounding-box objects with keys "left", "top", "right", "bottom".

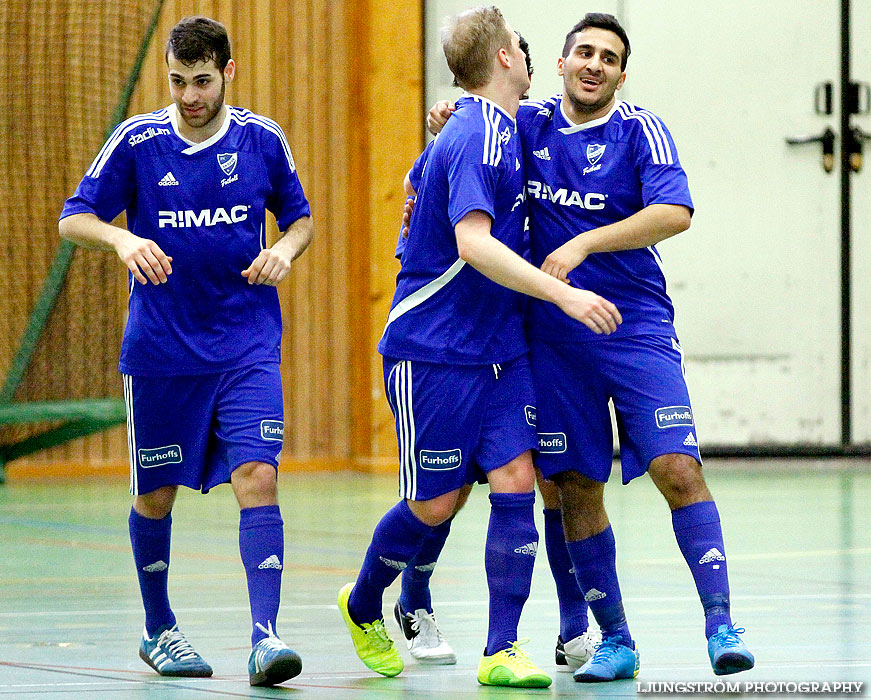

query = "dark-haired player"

[{"left": 59, "top": 16, "right": 312, "bottom": 687}]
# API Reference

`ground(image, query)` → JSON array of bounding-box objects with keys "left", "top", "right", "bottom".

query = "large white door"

[{"left": 596, "top": 1, "right": 844, "bottom": 446}]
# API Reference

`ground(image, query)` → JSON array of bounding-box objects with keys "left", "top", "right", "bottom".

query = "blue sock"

[
  {"left": 672, "top": 501, "right": 733, "bottom": 638},
  {"left": 399, "top": 517, "right": 452, "bottom": 614},
  {"left": 239, "top": 505, "right": 284, "bottom": 645},
  {"left": 566, "top": 525, "right": 632, "bottom": 646},
  {"left": 129, "top": 508, "right": 175, "bottom": 637},
  {"left": 349, "top": 500, "right": 434, "bottom": 625},
  {"left": 485, "top": 492, "right": 537, "bottom": 655},
  {"left": 543, "top": 508, "right": 589, "bottom": 640}
]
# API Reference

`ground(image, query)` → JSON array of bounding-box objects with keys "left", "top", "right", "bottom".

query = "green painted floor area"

[{"left": 1, "top": 460, "right": 869, "bottom": 698}]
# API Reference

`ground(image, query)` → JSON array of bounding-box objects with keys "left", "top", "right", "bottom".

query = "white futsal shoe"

[
  {"left": 393, "top": 602, "right": 457, "bottom": 664},
  {"left": 555, "top": 630, "right": 600, "bottom": 671}
]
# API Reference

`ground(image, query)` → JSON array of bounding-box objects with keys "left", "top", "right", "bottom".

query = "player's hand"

[
  {"left": 426, "top": 100, "right": 456, "bottom": 135},
  {"left": 115, "top": 234, "right": 172, "bottom": 284},
  {"left": 541, "top": 238, "right": 590, "bottom": 282},
  {"left": 556, "top": 287, "right": 622, "bottom": 335},
  {"left": 242, "top": 247, "right": 292, "bottom": 286},
  {"left": 401, "top": 196, "right": 415, "bottom": 238}
]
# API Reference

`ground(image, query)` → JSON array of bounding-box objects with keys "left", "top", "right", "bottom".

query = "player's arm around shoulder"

[
  {"left": 59, "top": 213, "right": 173, "bottom": 285},
  {"left": 454, "top": 211, "right": 621, "bottom": 335},
  {"left": 241, "top": 215, "right": 313, "bottom": 286}
]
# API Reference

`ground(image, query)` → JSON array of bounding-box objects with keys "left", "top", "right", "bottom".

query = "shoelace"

[
  {"left": 409, "top": 611, "right": 446, "bottom": 643},
  {"left": 158, "top": 626, "right": 199, "bottom": 660},
  {"left": 502, "top": 639, "right": 538, "bottom": 671},
  {"left": 590, "top": 638, "right": 624, "bottom": 663},
  {"left": 363, "top": 619, "right": 394, "bottom": 652},
  {"left": 713, "top": 626, "right": 746, "bottom": 649},
  {"left": 255, "top": 621, "right": 286, "bottom": 650}
]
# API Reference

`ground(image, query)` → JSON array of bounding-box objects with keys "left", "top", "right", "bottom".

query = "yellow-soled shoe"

[
  {"left": 477, "top": 639, "right": 552, "bottom": 688},
  {"left": 337, "top": 583, "right": 403, "bottom": 677}
]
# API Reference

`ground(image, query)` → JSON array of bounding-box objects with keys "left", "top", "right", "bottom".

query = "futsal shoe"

[
  {"left": 477, "top": 640, "right": 552, "bottom": 688},
  {"left": 573, "top": 637, "right": 640, "bottom": 682},
  {"left": 139, "top": 624, "right": 213, "bottom": 677},
  {"left": 337, "top": 583, "right": 404, "bottom": 677},
  {"left": 555, "top": 630, "right": 599, "bottom": 671},
  {"left": 247, "top": 621, "right": 302, "bottom": 686},
  {"left": 393, "top": 602, "right": 457, "bottom": 665},
  {"left": 708, "top": 625, "right": 755, "bottom": 675}
]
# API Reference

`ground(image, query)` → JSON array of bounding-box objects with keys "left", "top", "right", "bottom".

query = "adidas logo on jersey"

[
  {"left": 514, "top": 542, "right": 538, "bottom": 556},
  {"left": 158, "top": 171, "right": 179, "bottom": 186},
  {"left": 142, "top": 560, "right": 168, "bottom": 573},
  {"left": 683, "top": 432, "right": 698, "bottom": 447},
  {"left": 379, "top": 556, "right": 407, "bottom": 570},
  {"left": 584, "top": 588, "right": 607, "bottom": 602},
  {"left": 258, "top": 555, "right": 283, "bottom": 570},
  {"left": 699, "top": 548, "right": 725, "bottom": 565},
  {"left": 533, "top": 147, "right": 551, "bottom": 161}
]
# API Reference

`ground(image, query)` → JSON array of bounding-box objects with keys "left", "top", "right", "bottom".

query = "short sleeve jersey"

[
  {"left": 517, "top": 96, "right": 693, "bottom": 341},
  {"left": 394, "top": 139, "right": 434, "bottom": 260},
  {"left": 378, "top": 94, "right": 527, "bottom": 365},
  {"left": 60, "top": 104, "right": 311, "bottom": 376}
]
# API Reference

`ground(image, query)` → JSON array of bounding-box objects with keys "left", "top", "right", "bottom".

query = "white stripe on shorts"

[
  {"left": 391, "top": 361, "right": 417, "bottom": 500},
  {"left": 122, "top": 374, "right": 138, "bottom": 495}
]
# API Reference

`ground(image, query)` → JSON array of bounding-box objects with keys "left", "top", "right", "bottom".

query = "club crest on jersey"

[
  {"left": 500, "top": 126, "right": 512, "bottom": 144},
  {"left": 217, "top": 152, "right": 238, "bottom": 176},
  {"left": 584, "top": 144, "right": 606, "bottom": 175},
  {"left": 586, "top": 144, "right": 606, "bottom": 165}
]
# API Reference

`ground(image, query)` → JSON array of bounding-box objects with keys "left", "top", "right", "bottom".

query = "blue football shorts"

[
  {"left": 531, "top": 335, "right": 702, "bottom": 484},
  {"left": 122, "top": 362, "right": 285, "bottom": 495},
  {"left": 383, "top": 354, "right": 538, "bottom": 501}
]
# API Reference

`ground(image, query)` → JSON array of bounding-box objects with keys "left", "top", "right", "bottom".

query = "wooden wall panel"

[{"left": 6, "top": 0, "right": 422, "bottom": 474}]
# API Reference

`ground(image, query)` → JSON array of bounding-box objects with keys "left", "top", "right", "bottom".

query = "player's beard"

[{"left": 179, "top": 78, "right": 226, "bottom": 130}]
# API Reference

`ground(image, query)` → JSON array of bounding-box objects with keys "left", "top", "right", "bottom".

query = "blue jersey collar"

[
  {"left": 459, "top": 92, "right": 517, "bottom": 129},
  {"left": 168, "top": 103, "right": 234, "bottom": 154},
  {"left": 557, "top": 98, "right": 621, "bottom": 134}
]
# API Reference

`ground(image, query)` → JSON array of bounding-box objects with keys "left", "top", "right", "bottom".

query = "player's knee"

[
  {"left": 407, "top": 494, "right": 458, "bottom": 526},
  {"left": 134, "top": 485, "right": 177, "bottom": 519},
  {"left": 649, "top": 453, "right": 709, "bottom": 508},
  {"left": 553, "top": 471, "right": 604, "bottom": 512},
  {"left": 231, "top": 461, "right": 278, "bottom": 505},
  {"left": 488, "top": 451, "right": 535, "bottom": 493}
]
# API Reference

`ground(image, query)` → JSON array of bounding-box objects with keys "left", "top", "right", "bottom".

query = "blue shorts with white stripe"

[{"left": 382, "top": 354, "right": 538, "bottom": 501}]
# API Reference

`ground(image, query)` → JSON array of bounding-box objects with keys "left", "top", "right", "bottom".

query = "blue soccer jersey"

[
  {"left": 394, "top": 140, "right": 433, "bottom": 260},
  {"left": 60, "top": 104, "right": 310, "bottom": 376},
  {"left": 379, "top": 95, "right": 527, "bottom": 365},
  {"left": 517, "top": 96, "right": 693, "bottom": 341}
]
